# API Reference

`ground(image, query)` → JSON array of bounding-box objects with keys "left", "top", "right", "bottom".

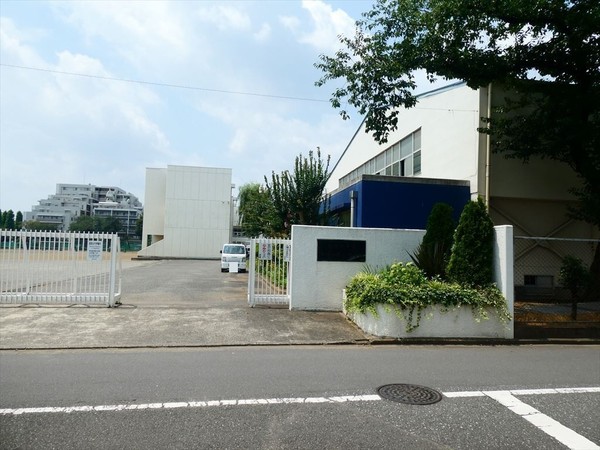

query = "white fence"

[
  {"left": 248, "top": 238, "right": 291, "bottom": 307},
  {"left": 0, "top": 230, "right": 121, "bottom": 307}
]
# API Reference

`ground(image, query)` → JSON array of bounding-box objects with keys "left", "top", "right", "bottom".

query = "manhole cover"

[{"left": 377, "top": 384, "right": 443, "bottom": 405}]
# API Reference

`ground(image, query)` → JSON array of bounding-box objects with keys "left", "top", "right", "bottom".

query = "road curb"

[{"left": 1, "top": 337, "right": 598, "bottom": 352}]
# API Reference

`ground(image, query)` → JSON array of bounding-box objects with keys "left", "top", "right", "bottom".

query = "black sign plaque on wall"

[{"left": 317, "top": 239, "right": 366, "bottom": 262}]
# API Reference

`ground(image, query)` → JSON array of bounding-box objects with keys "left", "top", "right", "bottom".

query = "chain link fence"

[
  {"left": 514, "top": 236, "right": 599, "bottom": 326},
  {"left": 514, "top": 236, "right": 597, "bottom": 302}
]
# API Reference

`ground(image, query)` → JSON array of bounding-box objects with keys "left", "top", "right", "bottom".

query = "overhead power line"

[
  {"left": 1, "top": 63, "right": 478, "bottom": 112},
  {"left": 0, "top": 63, "right": 329, "bottom": 103}
]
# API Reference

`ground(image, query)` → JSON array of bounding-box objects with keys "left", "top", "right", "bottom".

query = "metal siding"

[{"left": 360, "top": 180, "right": 469, "bottom": 229}]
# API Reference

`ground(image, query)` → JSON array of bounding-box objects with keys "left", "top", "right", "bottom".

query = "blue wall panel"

[{"left": 328, "top": 178, "right": 470, "bottom": 230}]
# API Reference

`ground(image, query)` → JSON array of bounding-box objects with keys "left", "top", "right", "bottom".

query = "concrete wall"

[
  {"left": 493, "top": 226, "right": 514, "bottom": 338},
  {"left": 141, "top": 168, "right": 167, "bottom": 242},
  {"left": 139, "top": 165, "right": 232, "bottom": 259},
  {"left": 289, "top": 225, "right": 424, "bottom": 311},
  {"left": 290, "top": 225, "right": 514, "bottom": 323},
  {"left": 347, "top": 304, "right": 512, "bottom": 339}
]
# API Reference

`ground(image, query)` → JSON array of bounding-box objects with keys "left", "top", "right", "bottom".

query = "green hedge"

[{"left": 345, "top": 262, "right": 511, "bottom": 332}]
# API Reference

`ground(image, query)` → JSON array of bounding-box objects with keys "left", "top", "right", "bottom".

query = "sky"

[{"left": 0, "top": 0, "right": 442, "bottom": 214}]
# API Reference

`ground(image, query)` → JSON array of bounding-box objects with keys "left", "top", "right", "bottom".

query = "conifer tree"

[{"left": 447, "top": 198, "right": 494, "bottom": 286}]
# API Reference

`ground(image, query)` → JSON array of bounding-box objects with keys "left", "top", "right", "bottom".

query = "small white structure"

[
  {"left": 139, "top": 165, "right": 232, "bottom": 259},
  {"left": 290, "top": 225, "right": 424, "bottom": 311}
]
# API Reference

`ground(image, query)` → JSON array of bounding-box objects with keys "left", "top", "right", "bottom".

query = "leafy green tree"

[
  {"left": 316, "top": 0, "right": 599, "bottom": 294},
  {"left": 559, "top": 256, "right": 589, "bottom": 320},
  {"left": 238, "top": 183, "right": 277, "bottom": 237},
  {"left": 447, "top": 198, "right": 494, "bottom": 286},
  {"left": 99, "top": 216, "right": 122, "bottom": 234},
  {"left": 69, "top": 216, "right": 121, "bottom": 234},
  {"left": 135, "top": 213, "right": 144, "bottom": 238},
  {"left": 69, "top": 216, "right": 96, "bottom": 232},
  {"left": 265, "top": 149, "right": 331, "bottom": 236},
  {"left": 4, "top": 210, "right": 15, "bottom": 230},
  {"left": 22, "top": 220, "right": 59, "bottom": 231},
  {"left": 0, "top": 209, "right": 3, "bottom": 228},
  {"left": 15, "top": 211, "right": 23, "bottom": 230}
]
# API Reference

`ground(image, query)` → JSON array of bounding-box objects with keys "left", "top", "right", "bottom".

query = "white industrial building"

[
  {"left": 138, "top": 165, "right": 233, "bottom": 259},
  {"left": 328, "top": 82, "right": 598, "bottom": 295}
]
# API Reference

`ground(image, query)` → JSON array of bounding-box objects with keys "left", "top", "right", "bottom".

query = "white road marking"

[
  {"left": 0, "top": 394, "right": 382, "bottom": 416},
  {"left": 485, "top": 390, "right": 599, "bottom": 450},
  {"left": 1, "top": 387, "right": 598, "bottom": 449}
]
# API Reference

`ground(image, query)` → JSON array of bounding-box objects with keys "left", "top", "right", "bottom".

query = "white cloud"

[
  {"left": 281, "top": 0, "right": 356, "bottom": 53},
  {"left": 280, "top": 15, "right": 301, "bottom": 32},
  {"left": 0, "top": 17, "right": 47, "bottom": 66},
  {"left": 192, "top": 92, "right": 357, "bottom": 185},
  {"left": 254, "top": 23, "right": 271, "bottom": 42},
  {"left": 54, "top": 1, "right": 196, "bottom": 73},
  {"left": 59, "top": 1, "right": 188, "bottom": 49},
  {"left": 196, "top": 4, "right": 252, "bottom": 31}
]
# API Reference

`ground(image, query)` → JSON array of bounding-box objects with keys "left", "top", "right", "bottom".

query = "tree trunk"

[{"left": 586, "top": 242, "right": 600, "bottom": 302}]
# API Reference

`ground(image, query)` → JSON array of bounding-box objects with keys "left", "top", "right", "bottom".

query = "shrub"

[
  {"left": 422, "top": 203, "right": 455, "bottom": 254},
  {"left": 447, "top": 198, "right": 494, "bottom": 286},
  {"left": 410, "top": 203, "right": 455, "bottom": 279},
  {"left": 409, "top": 242, "right": 449, "bottom": 279},
  {"left": 345, "top": 262, "right": 511, "bottom": 332},
  {"left": 379, "top": 260, "right": 427, "bottom": 286}
]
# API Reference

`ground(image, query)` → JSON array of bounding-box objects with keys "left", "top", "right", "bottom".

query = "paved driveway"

[{"left": 121, "top": 259, "right": 248, "bottom": 308}]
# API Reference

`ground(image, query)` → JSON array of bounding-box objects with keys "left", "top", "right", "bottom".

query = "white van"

[{"left": 220, "top": 244, "right": 247, "bottom": 272}]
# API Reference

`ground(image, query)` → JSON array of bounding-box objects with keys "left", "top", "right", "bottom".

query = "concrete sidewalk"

[{"left": 0, "top": 305, "right": 370, "bottom": 350}]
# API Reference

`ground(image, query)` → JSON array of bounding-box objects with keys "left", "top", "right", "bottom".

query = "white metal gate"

[
  {"left": 248, "top": 237, "right": 291, "bottom": 307},
  {"left": 0, "top": 230, "right": 121, "bottom": 307}
]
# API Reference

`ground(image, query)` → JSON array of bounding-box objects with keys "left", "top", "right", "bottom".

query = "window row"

[{"left": 340, "top": 129, "right": 421, "bottom": 188}]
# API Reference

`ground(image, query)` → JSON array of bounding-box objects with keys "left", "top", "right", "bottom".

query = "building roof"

[{"left": 329, "top": 81, "right": 468, "bottom": 178}]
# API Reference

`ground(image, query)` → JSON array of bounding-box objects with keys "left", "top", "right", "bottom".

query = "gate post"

[
  {"left": 248, "top": 239, "right": 256, "bottom": 307},
  {"left": 108, "top": 233, "right": 118, "bottom": 307}
]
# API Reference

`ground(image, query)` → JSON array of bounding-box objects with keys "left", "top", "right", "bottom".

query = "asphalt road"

[{"left": 1, "top": 345, "right": 599, "bottom": 449}]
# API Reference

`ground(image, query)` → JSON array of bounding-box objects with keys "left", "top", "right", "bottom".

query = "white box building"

[{"left": 138, "top": 165, "right": 233, "bottom": 259}]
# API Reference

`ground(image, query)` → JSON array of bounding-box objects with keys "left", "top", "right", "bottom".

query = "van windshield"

[{"left": 224, "top": 245, "right": 245, "bottom": 255}]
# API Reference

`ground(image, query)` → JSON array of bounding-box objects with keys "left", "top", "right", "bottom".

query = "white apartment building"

[{"left": 27, "top": 184, "right": 142, "bottom": 233}]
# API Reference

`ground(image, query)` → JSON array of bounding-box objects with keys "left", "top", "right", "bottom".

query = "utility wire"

[
  {"left": 1, "top": 63, "right": 478, "bottom": 112},
  {"left": 0, "top": 63, "right": 329, "bottom": 103}
]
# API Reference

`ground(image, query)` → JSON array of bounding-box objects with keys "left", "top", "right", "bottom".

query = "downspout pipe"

[
  {"left": 485, "top": 83, "right": 492, "bottom": 209},
  {"left": 350, "top": 190, "right": 357, "bottom": 227}
]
